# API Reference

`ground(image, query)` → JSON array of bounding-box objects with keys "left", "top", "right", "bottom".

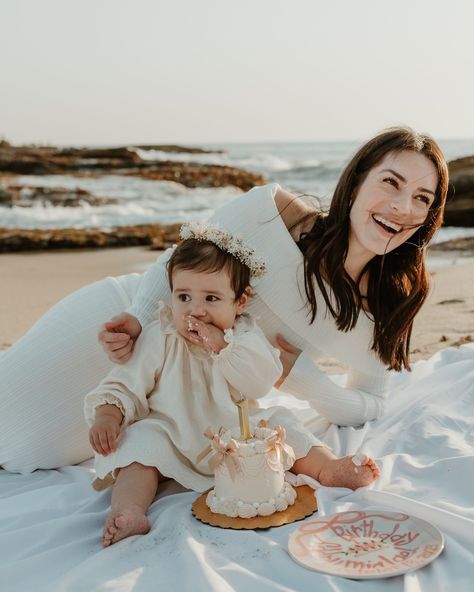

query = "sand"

[{"left": 1, "top": 248, "right": 473, "bottom": 368}]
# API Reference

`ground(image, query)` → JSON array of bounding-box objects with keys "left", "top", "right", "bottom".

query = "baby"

[{"left": 85, "top": 222, "right": 379, "bottom": 547}]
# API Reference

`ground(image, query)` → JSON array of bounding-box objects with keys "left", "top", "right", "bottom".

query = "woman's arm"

[
  {"left": 274, "top": 186, "right": 316, "bottom": 240},
  {"left": 280, "top": 350, "right": 388, "bottom": 426},
  {"left": 126, "top": 247, "right": 173, "bottom": 327},
  {"left": 99, "top": 248, "right": 173, "bottom": 363},
  {"left": 274, "top": 188, "right": 388, "bottom": 425}
]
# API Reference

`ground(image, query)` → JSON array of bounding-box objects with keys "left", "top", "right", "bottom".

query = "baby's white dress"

[{"left": 84, "top": 303, "right": 320, "bottom": 492}]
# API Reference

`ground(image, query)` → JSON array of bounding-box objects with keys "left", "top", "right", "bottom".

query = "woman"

[{"left": 0, "top": 127, "right": 448, "bottom": 473}]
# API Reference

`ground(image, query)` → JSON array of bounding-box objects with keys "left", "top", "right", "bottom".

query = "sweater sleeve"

[
  {"left": 125, "top": 248, "right": 173, "bottom": 328},
  {"left": 212, "top": 323, "right": 283, "bottom": 400},
  {"left": 280, "top": 351, "right": 389, "bottom": 426},
  {"left": 84, "top": 321, "right": 166, "bottom": 427}
]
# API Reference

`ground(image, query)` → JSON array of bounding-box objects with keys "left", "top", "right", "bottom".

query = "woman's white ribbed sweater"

[{"left": 127, "top": 183, "right": 389, "bottom": 427}]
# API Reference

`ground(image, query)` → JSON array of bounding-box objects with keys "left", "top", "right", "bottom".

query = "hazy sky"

[{"left": 2, "top": 0, "right": 474, "bottom": 145}]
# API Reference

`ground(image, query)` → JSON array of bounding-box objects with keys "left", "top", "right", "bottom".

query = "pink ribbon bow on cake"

[
  {"left": 258, "top": 421, "right": 296, "bottom": 472},
  {"left": 196, "top": 427, "right": 241, "bottom": 480}
]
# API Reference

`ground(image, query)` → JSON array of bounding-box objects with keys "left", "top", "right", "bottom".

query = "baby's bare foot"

[
  {"left": 318, "top": 454, "right": 380, "bottom": 490},
  {"left": 103, "top": 505, "right": 150, "bottom": 547}
]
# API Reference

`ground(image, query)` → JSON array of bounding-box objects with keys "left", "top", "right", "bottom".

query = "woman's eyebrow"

[
  {"left": 379, "top": 168, "right": 435, "bottom": 195},
  {"left": 379, "top": 168, "right": 406, "bottom": 183}
]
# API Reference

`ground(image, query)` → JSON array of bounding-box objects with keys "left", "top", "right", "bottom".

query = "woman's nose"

[{"left": 390, "top": 190, "right": 412, "bottom": 216}]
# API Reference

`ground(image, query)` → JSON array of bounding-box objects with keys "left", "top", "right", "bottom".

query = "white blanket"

[{"left": 1, "top": 344, "right": 473, "bottom": 592}]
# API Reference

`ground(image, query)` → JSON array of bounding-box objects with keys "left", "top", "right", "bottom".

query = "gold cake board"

[{"left": 192, "top": 485, "right": 317, "bottom": 530}]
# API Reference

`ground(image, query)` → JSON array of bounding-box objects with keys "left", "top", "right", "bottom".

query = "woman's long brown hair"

[{"left": 295, "top": 127, "right": 449, "bottom": 371}]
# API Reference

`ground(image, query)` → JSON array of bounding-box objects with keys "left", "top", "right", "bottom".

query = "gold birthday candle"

[{"left": 235, "top": 396, "right": 252, "bottom": 441}]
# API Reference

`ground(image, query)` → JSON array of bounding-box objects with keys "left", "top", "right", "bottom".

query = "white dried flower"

[{"left": 179, "top": 221, "right": 267, "bottom": 278}]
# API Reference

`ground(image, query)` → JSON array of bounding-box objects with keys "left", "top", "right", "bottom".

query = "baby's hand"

[
  {"left": 89, "top": 415, "right": 121, "bottom": 456},
  {"left": 185, "top": 316, "right": 228, "bottom": 353}
]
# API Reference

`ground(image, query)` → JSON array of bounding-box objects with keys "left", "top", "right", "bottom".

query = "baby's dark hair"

[{"left": 167, "top": 239, "right": 251, "bottom": 300}]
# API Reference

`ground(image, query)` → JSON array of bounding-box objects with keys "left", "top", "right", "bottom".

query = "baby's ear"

[{"left": 236, "top": 286, "right": 252, "bottom": 314}]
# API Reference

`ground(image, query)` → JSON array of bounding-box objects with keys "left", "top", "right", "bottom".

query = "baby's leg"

[
  {"left": 292, "top": 446, "right": 380, "bottom": 490},
  {"left": 103, "top": 462, "right": 159, "bottom": 547}
]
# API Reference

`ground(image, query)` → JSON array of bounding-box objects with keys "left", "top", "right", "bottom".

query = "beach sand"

[{"left": 1, "top": 248, "right": 473, "bottom": 370}]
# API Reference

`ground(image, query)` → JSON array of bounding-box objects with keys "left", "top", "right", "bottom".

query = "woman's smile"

[{"left": 371, "top": 214, "right": 403, "bottom": 235}]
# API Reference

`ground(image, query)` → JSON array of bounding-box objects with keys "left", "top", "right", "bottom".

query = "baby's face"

[{"left": 171, "top": 268, "right": 248, "bottom": 342}]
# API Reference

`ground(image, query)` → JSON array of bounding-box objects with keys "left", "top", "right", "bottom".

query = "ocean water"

[{"left": 2, "top": 139, "right": 474, "bottom": 243}]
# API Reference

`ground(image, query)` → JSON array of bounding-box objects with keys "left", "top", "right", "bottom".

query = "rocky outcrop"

[
  {"left": 121, "top": 163, "right": 263, "bottom": 190},
  {"left": 0, "top": 224, "right": 181, "bottom": 252},
  {"left": 0, "top": 184, "right": 116, "bottom": 207},
  {"left": 2, "top": 224, "right": 473, "bottom": 253},
  {"left": 133, "top": 144, "right": 223, "bottom": 154},
  {"left": 445, "top": 156, "right": 474, "bottom": 226},
  {"left": 430, "top": 236, "right": 474, "bottom": 253},
  {"left": 0, "top": 143, "right": 264, "bottom": 191},
  {"left": 1, "top": 224, "right": 472, "bottom": 254}
]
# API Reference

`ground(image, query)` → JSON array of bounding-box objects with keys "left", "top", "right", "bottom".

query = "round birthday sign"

[{"left": 288, "top": 510, "right": 444, "bottom": 579}]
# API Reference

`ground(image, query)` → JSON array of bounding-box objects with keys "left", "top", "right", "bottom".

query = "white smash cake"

[{"left": 203, "top": 422, "right": 297, "bottom": 519}]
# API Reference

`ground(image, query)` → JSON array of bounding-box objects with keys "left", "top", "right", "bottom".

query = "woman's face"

[{"left": 348, "top": 150, "right": 438, "bottom": 265}]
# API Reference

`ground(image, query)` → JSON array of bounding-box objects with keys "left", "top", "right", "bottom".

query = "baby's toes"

[
  {"left": 103, "top": 518, "right": 118, "bottom": 547},
  {"left": 355, "top": 464, "right": 377, "bottom": 486},
  {"left": 103, "top": 529, "right": 114, "bottom": 547},
  {"left": 362, "top": 456, "right": 381, "bottom": 478}
]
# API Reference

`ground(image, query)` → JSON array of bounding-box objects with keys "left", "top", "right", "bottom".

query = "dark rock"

[
  {"left": 123, "top": 162, "right": 264, "bottom": 192},
  {"left": 0, "top": 187, "right": 11, "bottom": 203},
  {"left": 430, "top": 236, "right": 474, "bottom": 252},
  {"left": 0, "top": 224, "right": 181, "bottom": 252},
  {"left": 0, "top": 184, "right": 116, "bottom": 207},
  {"left": 57, "top": 147, "right": 141, "bottom": 161},
  {"left": 451, "top": 335, "right": 473, "bottom": 347},
  {"left": 445, "top": 156, "right": 474, "bottom": 226},
  {"left": 133, "top": 144, "right": 224, "bottom": 154}
]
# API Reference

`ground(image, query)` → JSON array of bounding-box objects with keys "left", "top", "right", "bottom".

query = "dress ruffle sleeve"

[
  {"left": 212, "top": 316, "right": 282, "bottom": 399},
  {"left": 84, "top": 309, "right": 168, "bottom": 427}
]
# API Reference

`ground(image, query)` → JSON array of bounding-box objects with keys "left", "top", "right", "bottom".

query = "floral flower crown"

[{"left": 179, "top": 221, "right": 267, "bottom": 278}]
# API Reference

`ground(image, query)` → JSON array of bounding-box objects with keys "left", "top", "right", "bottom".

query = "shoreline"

[{"left": 1, "top": 226, "right": 474, "bottom": 254}]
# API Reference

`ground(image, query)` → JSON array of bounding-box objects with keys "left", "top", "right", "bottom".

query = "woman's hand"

[
  {"left": 274, "top": 334, "right": 302, "bottom": 388},
  {"left": 98, "top": 312, "right": 142, "bottom": 364}
]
